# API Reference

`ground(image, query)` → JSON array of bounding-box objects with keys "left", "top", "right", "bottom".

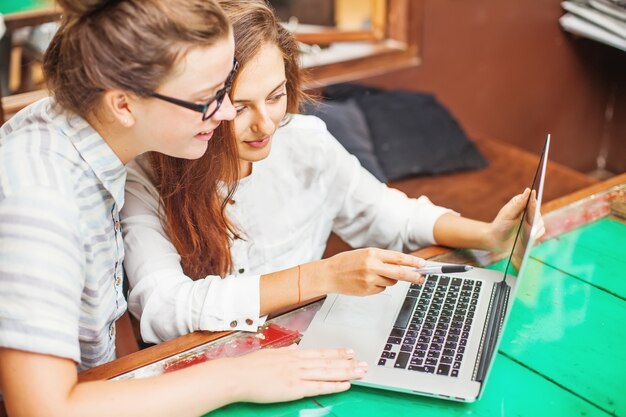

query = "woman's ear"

[{"left": 101, "top": 90, "right": 136, "bottom": 127}]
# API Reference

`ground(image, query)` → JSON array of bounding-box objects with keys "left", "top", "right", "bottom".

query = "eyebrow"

[
  {"left": 233, "top": 80, "right": 287, "bottom": 103},
  {"left": 192, "top": 81, "right": 225, "bottom": 99}
]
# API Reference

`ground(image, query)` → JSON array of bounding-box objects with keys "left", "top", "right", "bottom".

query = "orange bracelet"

[{"left": 297, "top": 264, "right": 302, "bottom": 304}]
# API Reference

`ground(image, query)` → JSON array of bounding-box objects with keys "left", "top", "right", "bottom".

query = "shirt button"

[
  {"left": 114, "top": 275, "right": 122, "bottom": 287},
  {"left": 109, "top": 324, "right": 116, "bottom": 338},
  {"left": 114, "top": 221, "right": 121, "bottom": 232},
  {"left": 245, "top": 318, "right": 254, "bottom": 326},
  {"left": 238, "top": 268, "right": 245, "bottom": 274},
  {"left": 229, "top": 320, "right": 238, "bottom": 328}
]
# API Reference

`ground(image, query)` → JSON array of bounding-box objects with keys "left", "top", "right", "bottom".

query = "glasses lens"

[
  {"left": 202, "top": 90, "right": 226, "bottom": 121},
  {"left": 201, "top": 60, "right": 238, "bottom": 121}
]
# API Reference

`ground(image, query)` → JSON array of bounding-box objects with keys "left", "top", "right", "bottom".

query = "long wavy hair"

[{"left": 149, "top": 0, "right": 307, "bottom": 279}]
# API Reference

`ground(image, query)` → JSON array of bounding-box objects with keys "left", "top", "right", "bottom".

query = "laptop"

[{"left": 299, "top": 135, "right": 550, "bottom": 402}]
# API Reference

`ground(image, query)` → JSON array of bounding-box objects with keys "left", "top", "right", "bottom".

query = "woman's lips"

[
  {"left": 194, "top": 130, "right": 214, "bottom": 141},
  {"left": 244, "top": 136, "right": 270, "bottom": 149}
]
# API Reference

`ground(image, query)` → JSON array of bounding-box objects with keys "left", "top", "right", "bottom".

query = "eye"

[
  {"left": 235, "top": 106, "right": 247, "bottom": 115},
  {"left": 268, "top": 92, "right": 287, "bottom": 103}
]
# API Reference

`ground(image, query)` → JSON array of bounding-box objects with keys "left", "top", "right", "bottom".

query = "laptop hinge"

[{"left": 472, "top": 279, "right": 511, "bottom": 382}]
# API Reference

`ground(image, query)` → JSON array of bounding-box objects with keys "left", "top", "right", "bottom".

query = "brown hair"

[
  {"left": 44, "top": 0, "right": 231, "bottom": 118},
  {"left": 150, "top": 0, "right": 307, "bottom": 279}
]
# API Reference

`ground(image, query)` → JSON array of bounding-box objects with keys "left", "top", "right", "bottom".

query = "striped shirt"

[{"left": 0, "top": 98, "right": 127, "bottom": 371}]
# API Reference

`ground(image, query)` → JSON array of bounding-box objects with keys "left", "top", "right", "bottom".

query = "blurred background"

[{"left": 1, "top": 0, "right": 624, "bottom": 178}]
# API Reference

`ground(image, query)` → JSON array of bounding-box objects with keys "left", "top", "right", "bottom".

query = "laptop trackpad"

[{"left": 324, "top": 293, "right": 393, "bottom": 329}]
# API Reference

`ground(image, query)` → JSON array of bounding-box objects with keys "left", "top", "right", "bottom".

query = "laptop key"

[
  {"left": 425, "top": 358, "right": 438, "bottom": 366},
  {"left": 378, "top": 358, "right": 386, "bottom": 366},
  {"left": 384, "top": 344, "right": 392, "bottom": 351},
  {"left": 443, "top": 349, "right": 455, "bottom": 357},
  {"left": 445, "top": 342, "right": 457, "bottom": 350},
  {"left": 430, "top": 343, "right": 442, "bottom": 351},
  {"left": 451, "top": 369, "right": 459, "bottom": 377},
  {"left": 440, "top": 356, "right": 453, "bottom": 364},
  {"left": 459, "top": 338, "right": 467, "bottom": 346},
  {"left": 456, "top": 353, "right": 464, "bottom": 361},
  {"left": 381, "top": 351, "right": 390, "bottom": 358},
  {"left": 394, "top": 352, "right": 410, "bottom": 369},
  {"left": 432, "top": 336, "right": 445, "bottom": 344},
  {"left": 388, "top": 336, "right": 402, "bottom": 344},
  {"left": 458, "top": 346, "right": 465, "bottom": 354},
  {"left": 401, "top": 344, "right": 413, "bottom": 352},
  {"left": 393, "top": 296, "right": 418, "bottom": 330},
  {"left": 416, "top": 342, "right": 429, "bottom": 351},
  {"left": 410, "top": 357, "right": 424, "bottom": 366},
  {"left": 414, "top": 350, "right": 426, "bottom": 358},
  {"left": 390, "top": 328, "right": 404, "bottom": 338},
  {"left": 437, "top": 364, "right": 451, "bottom": 376},
  {"left": 453, "top": 361, "right": 461, "bottom": 369}
]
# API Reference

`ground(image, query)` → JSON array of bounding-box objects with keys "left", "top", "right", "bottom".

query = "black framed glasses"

[{"left": 150, "top": 59, "right": 239, "bottom": 121}]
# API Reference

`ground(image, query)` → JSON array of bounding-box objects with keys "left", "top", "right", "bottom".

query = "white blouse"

[{"left": 121, "top": 114, "right": 453, "bottom": 343}]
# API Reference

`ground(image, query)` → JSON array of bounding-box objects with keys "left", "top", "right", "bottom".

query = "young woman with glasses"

[
  {"left": 0, "top": 1, "right": 367, "bottom": 416},
  {"left": 121, "top": 0, "right": 540, "bottom": 345}
]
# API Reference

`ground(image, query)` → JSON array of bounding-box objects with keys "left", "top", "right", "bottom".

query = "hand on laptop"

[{"left": 315, "top": 248, "right": 427, "bottom": 296}]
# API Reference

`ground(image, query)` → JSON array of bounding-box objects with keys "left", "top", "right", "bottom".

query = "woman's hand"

[
  {"left": 484, "top": 188, "right": 545, "bottom": 252},
  {"left": 313, "top": 247, "right": 426, "bottom": 296},
  {"left": 226, "top": 345, "right": 367, "bottom": 403}
]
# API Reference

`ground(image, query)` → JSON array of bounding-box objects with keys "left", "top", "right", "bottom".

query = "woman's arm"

[
  {"left": 0, "top": 346, "right": 366, "bottom": 417},
  {"left": 433, "top": 188, "right": 536, "bottom": 251},
  {"left": 123, "top": 162, "right": 429, "bottom": 342}
]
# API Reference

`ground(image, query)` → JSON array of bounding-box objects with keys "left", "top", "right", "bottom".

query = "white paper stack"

[{"left": 560, "top": 0, "right": 626, "bottom": 52}]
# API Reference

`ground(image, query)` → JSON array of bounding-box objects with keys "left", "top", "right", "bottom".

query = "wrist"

[
  {"left": 479, "top": 221, "right": 496, "bottom": 251},
  {"left": 302, "top": 260, "right": 332, "bottom": 298},
  {"left": 201, "top": 357, "right": 246, "bottom": 405}
]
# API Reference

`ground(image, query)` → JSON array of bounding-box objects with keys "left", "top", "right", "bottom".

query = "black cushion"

[
  {"left": 302, "top": 99, "right": 387, "bottom": 182},
  {"left": 323, "top": 84, "right": 488, "bottom": 181}
]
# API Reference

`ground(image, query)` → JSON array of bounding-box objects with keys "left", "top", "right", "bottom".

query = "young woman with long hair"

[
  {"left": 0, "top": 1, "right": 367, "bottom": 416},
  {"left": 122, "top": 0, "right": 537, "bottom": 343}
]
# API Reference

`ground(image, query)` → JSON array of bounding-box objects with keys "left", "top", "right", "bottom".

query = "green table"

[
  {"left": 0, "top": 0, "right": 51, "bottom": 15},
  {"left": 209, "top": 216, "right": 626, "bottom": 417},
  {"left": 80, "top": 177, "right": 626, "bottom": 417}
]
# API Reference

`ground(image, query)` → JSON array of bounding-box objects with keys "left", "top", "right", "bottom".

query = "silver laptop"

[{"left": 300, "top": 135, "right": 550, "bottom": 402}]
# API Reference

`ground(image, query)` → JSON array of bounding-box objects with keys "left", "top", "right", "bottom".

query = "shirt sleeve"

[
  {"left": 121, "top": 163, "right": 262, "bottom": 344},
  {"left": 317, "top": 124, "right": 457, "bottom": 251},
  {"left": 0, "top": 186, "right": 84, "bottom": 362}
]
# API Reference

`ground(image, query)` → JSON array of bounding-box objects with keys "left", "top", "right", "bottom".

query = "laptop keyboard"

[{"left": 378, "top": 275, "right": 482, "bottom": 377}]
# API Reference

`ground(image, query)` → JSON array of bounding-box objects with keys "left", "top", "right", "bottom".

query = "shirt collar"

[{"left": 55, "top": 104, "right": 127, "bottom": 209}]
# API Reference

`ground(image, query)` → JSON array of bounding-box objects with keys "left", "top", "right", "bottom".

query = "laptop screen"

[{"left": 501, "top": 135, "right": 550, "bottom": 279}]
